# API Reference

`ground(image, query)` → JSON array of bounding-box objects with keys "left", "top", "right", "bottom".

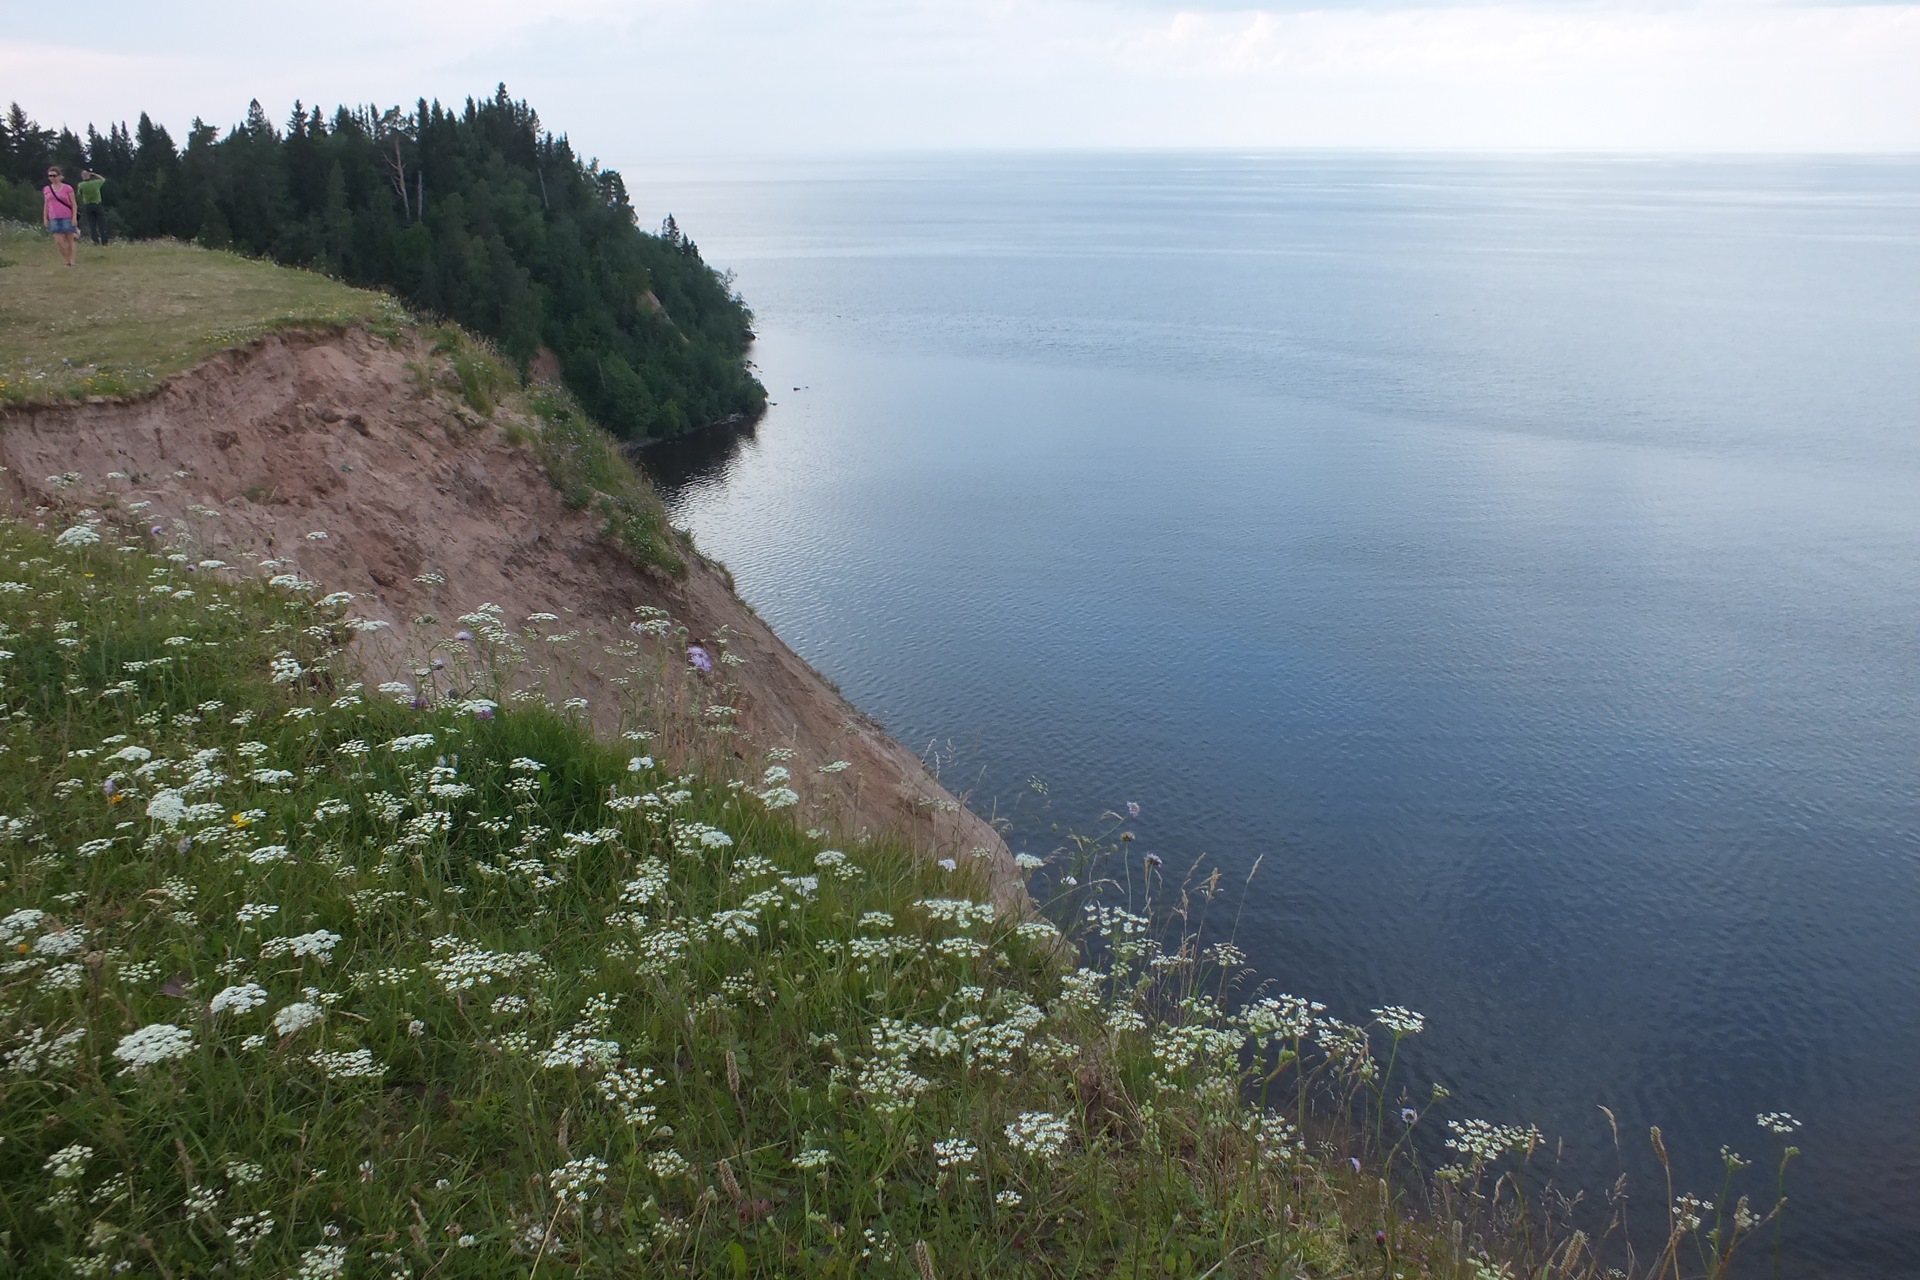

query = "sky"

[{"left": 3, "top": 0, "right": 1917, "bottom": 159}]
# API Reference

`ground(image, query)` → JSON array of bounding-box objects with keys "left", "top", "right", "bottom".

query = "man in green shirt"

[{"left": 77, "top": 171, "right": 107, "bottom": 246}]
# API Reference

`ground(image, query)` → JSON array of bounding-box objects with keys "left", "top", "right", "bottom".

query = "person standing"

[
  {"left": 42, "top": 166, "right": 79, "bottom": 267},
  {"left": 76, "top": 169, "right": 108, "bottom": 246}
]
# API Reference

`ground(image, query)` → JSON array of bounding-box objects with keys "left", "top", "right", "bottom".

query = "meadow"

[{"left": 0, "top": 224, "right": 395, "bottom": 406}]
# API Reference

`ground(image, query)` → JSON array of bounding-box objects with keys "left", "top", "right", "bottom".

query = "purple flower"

[
  {"left": 1142, "top": 853, "right": 1162, "bottom": 869},
  {"left": 475, "top": 707, "right": 494, "bottom": 720},
  {"left": 431, "top": 657, "right": 446, "bottom": 670},
  {"left": 687, "top": 644, "right": 713, "bottom": 673},
  {"left": 149, "top": 525, "right": 164, "bottom": 537},
  {"left": 102, "top": 778, "right": 116, "bottom": 797},
  {"left": 455, "top": 630, "right": 474, "bottom": 643},
  {"left": 411, "top": 698, "right": 427, "bottom": 710},
  {"left": 1126, "top": 801, "right": 1141, "bottom": 818}
]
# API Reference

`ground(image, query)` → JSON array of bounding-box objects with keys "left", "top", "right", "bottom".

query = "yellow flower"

[{"left": 230, "top": 813, "right": 251, "bottom": 828}]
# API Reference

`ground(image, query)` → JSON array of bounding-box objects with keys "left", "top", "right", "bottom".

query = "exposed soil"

[{"left": 0, "top": 328, "right": 1016, "bottom": 890}]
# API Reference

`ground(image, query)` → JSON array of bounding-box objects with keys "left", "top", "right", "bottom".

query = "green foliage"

[
  {"left": 1, "top": 90, "right": 767, "bottom": 440},
  {"left": 528, "top": 385, "right": 687, "bottom": 578},
  {"left": 0, "top": 521, "right": 1798, "bottom": 1279}
]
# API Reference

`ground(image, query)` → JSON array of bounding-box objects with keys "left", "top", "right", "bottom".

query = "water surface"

[{"left": 630, "top": 154, "right": 1920, "bottom": 1273}]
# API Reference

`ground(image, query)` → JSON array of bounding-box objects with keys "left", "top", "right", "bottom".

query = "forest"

[{"left": 0, "top": 88, "right": 765, "bottom": 439}]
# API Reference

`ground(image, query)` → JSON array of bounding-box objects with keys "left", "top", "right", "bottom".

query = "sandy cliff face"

[{"left": 0, "top": 328, "right": 1014, "bottom": 883}]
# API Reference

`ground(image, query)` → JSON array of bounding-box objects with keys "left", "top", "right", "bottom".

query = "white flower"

[
  {"left": 385, "top": 733, "right": 437, "bottom": 753},
  {"left": 1004, "top": 1111, "right": 1072, "bottom": 1160},
  {"left": 33, "top": 927, "right": 85, "bottom": 957},
  {"left": 145, "top": 789, "right": 187, "bottom": 827},
  {"left": 55, "top": 524, "right": 101, "bottom": 548},
  {"left": 549, "top": 1154, "right": 610, "bottom": 1204},
  {"left": 292, "top": 1243, "right": 348, "bottom": 1279},
  {"left": 995, "top": 1189, "right": 1023, "bottom": 1207},
  {"left": 1, "top": 907, "right": 48, "bottom": 944},
  {"left": 627, "top": 755, "right": 653, "bottom": 772},
  {"left": 310, "top": 1048, "right": 384, "bottom": 1079},
  {"left": 933, "top": 1137, "right": 978, "bottom": 1169},
  {"left": 45, "top": 1143, "right": 93, "bottom": 1179},
  {"left": 1757, "top": 1112, "right": 1801, "bottom": 1136},
  {"left": 273, "top": 1002, "right": 325, "bottom": 1036},
  {"left": 113, "top": 1023, "right": 194, "bottom": 1070},
  {"left": 647, "top": 1150, "right": 691, "bottom": 1179},
  {"left": 210, "top": 983, "right": 270, "bottom": 1016},
  {"left": 260, "top": 930, "right": 341, "bottom": 962},
  {"left": 792, "top": 1148, "right": 833, "bottom": 1170},
  {"left": 1372, "top": 1005, "right": 1425, "bottom": 1036}
]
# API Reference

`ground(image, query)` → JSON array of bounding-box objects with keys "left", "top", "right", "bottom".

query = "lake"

[{"left": 628, "top": 154, "right": 1920, "bottom": 1274}]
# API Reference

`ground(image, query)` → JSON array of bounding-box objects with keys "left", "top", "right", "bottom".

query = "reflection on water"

[{"left": 633, "top": 418, "right": 759, "bottom": 501}]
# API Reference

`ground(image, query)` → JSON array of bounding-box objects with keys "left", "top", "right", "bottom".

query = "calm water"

[{"left": 627, "top": 155, "right": 1920, "bottom": 1272}]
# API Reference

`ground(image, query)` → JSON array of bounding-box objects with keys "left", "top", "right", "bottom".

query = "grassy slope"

[
  {"left": 0, "top": 226, "right": 396, "bottom": 405},
  {"left": 0, "top": 242, "right": 1799, "bottom": 1279}
]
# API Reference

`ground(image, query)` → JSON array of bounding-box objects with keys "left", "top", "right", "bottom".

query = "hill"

[
  {"left": 0, "top": 231, "right": 1795, "bottom": 1277},
  {"left": 1, "top": 89, "right": 766, "bottom": 439}
]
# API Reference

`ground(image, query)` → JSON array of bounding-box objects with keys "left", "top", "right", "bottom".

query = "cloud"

[{"left": 4, "top": 0, "right": 1916, "bottom": 153}]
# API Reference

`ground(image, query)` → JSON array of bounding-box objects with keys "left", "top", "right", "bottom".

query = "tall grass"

[{"left": 0, "top": 506, "right": 1800, "bottom": 1278}]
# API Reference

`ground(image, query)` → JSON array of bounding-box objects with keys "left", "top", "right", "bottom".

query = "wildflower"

[
  {"left": 34, "top": 926, "right": 85, "bottom": 957},
  {"left": 310, "top": 1048, "right": 384, "bottom": 1079},
  {"left": 292, "top": 1243, "right": 348, "bottom": 1280},
  {"left": 1372, "top": 1006, "right": 1426, "bottom": 1036},
  {"left": 792, "top": 1148, "right": 833, "bottom": 1171},
  {"left": 273, "top": 1003, "right": 325, "bottom": 1036},
  {"left": 1013, "top": 852, "right": 1044, "bottom": 871},
  {"left": 1672, "top": 1194, "right": 1713, "bottom": 1233},
  {"left": 932, "top": 1137, "right": 977, "bottom": 1169},
  {"left": 1445, "top": 1119, "right": 1542, "bottom": 1162},
  {"left": 260, "top": 930, "right": 341, "bottom": 962},
  {"left": 995, "top": 1189, "right": 1022, "bottom": 1208},
  {"left": 55, "top": 524, "right": 101, "bottom": 548},
  {"left": 647, "top": 1149, "right": 691, "bottom": 1179},
  {"left": 112, "top": 1023, "right": 194, "bottom": 1070},
  {"left": 45, "top": 1143, "right": 93, "bottom": 1179},
  {"left": 687, "top": 644, "right": 712, "bottom": 672},
  {"left": 1004, "top": 1110, "right": 1072, "bottom": 1160},
  {"left": 145, "top": 790, "right": 187, "bottom": 827},
  {"left": 598, "top": 1064, "right": 661, "bottom": 1125},
  {"left": 549, "top": 1154, "right": 609, "bottom": 1204},
  {"left": 210, "top": 983, "right": 270, "bottom": 1016},
  {"left": 1757, "top": 1111, "right": 1801, "bottom": 1136}
]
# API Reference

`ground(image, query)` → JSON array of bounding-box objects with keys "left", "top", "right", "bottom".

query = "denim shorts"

[{"left": 47, "top": 218, "right": 76, "bottom": 234}]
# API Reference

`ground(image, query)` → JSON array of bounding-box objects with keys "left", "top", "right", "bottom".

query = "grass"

[
  {"left": 0, "top": 224, "right": 398, "bottom": 406},
  {"left": 0, "top": 514, "right": 1802, "bottom": 1279}
]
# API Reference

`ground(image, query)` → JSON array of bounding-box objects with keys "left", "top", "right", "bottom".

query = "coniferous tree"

[{"left": 4, "top": 87, "right": 765, "bottom": 438}]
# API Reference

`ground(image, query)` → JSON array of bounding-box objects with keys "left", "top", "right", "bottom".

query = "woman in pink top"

[{"left": 42, "top": 166, "right": 79, "bottom": 267}]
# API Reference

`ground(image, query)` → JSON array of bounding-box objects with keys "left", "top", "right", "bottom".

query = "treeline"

[{"left": 0, "top": 90, "right": 764, "bottom": 439}]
